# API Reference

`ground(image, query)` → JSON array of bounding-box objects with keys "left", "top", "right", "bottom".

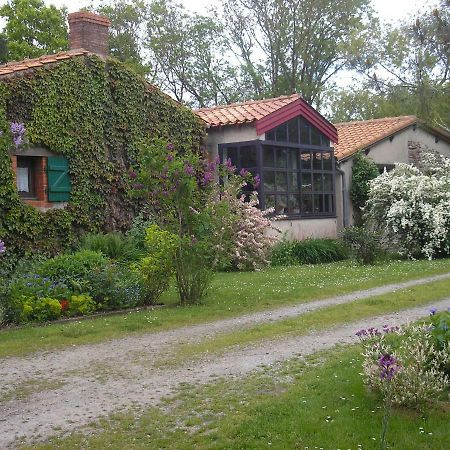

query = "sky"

[{"left": 0, "top": 0, "right": 437, "bottom": 24}]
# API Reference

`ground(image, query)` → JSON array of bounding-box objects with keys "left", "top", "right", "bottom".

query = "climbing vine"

[{"left": 0, "top": 55, "right": 204, "bottom": 272}]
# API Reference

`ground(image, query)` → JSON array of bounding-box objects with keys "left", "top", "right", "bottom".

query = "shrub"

[
  {"left": 7, "top": 295, "right": 62, "bottom": 324},
  {"left": 80, "top": 232, "right": 142, "bottom": 261},
  {"left": 365, "top": 153, "right": 450, "bottom": 259},
  {"left": 270, "top": 238, "right": 348, "bottom": 266},
  {"left": 357, "top": 323, "right": 450, "bottom": 407},
  {"left": 429, "top": 308, "right": 450, "bottom": 374},
  {"left": 341, "top": 226, "right": 380, "bottom": 265},
  {"left": 35, "top": 250, "right": 109, "bottom": 291},
  {"left": 68, "top": 294, "right": 96, "bottom": 317},
  {"left": 126, "top": 213, "right": 155, "bottom": 250}
]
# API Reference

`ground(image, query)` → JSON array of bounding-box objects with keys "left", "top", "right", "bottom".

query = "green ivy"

[
  {"left": 350, "top": 151, "right": 380, "bottom": 225},
  {"left": 0, "top": 55, "right": 204, "bottom": 271}
]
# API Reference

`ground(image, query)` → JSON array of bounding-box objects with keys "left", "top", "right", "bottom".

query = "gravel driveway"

[{"left": 1, "top": 273, "right": 449, "bottom": 449}]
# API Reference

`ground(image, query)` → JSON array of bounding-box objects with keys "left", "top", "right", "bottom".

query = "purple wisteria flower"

[
  {"left": 0, "top": 240, "right": 6, "bottom": 255},
  {"left": 378, "top": 354, "right": 400, "bottom": 381},
  {"left": 10, "top": 122, "right": 26, "bottom": 150}
]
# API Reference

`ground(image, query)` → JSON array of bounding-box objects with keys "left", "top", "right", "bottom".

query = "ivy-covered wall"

[{"left": 0, "top": 55, "right": 205, "bottom": 270}]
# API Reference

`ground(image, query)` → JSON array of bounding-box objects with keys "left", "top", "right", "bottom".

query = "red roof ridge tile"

[
  {"left": 195, "top": 93, "right": 300, "bottom": 112},
  {"left": 334, "top": 115, "right": 417, "bottom": 127}
]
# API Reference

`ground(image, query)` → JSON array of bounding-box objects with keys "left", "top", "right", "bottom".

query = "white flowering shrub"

[
  {"left": 358, "top": 323, "right": 450, "bottom": 407},
  {"left": 365, "top": 153, "right": 450, "bottom": 259}
]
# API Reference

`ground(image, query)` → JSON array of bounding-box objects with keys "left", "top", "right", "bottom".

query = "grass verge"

[
  {"left": 1, "top": 258, "right": 449, "bottom": 359},
  {"left": 22, "top": 345, "right": 450, "bottom": 449},
  {"left": 160, "top": 277, "right": 450, "bottom": 366}
]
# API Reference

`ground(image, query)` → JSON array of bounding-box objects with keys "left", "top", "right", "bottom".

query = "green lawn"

[
  {"left": 161, "top": 277, "right": 450, "bottom": 366},
  {"left": 1, "top": 258, "right": 450, "bottom": 359},
  {"left": 23, "top": 345, "right": 450, "bottom": 449}
]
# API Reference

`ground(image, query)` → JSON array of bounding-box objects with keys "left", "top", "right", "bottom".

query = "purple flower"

[
  {"left": 166, "top": 143, "right": 174, "bottom": 150},
  {"left": 240, "top": 168, "right": 250, "bottom": 177},
  {"left": 0, "top": 240, "right": 6, "bottom": 255},
  {"left": 254, "top": 174, "right": 261, "bottom": 188},
  {"left": 167, "top": 154, "right": 174, "bottom": 162},
  {"left": 429, "top": 307, "right": 437, "bottom": 315},
  {"left": 224, "top": 158, "right": 235, "bottom": 173},
  {"left": 129, "top": 171, "right": 137, "bottom": 179},
  {"left": 184, "top": 164, "right": 195, "bottom": 176},
  {"left": 202, "top": 171, "right": 214, "bottom": 185},
  {"left": 133, "top": 183, "right": 144, "bottom": 190},
  {"left": 10, "top": 122, "right": 25, "bottom": 135},
  {"left": 214, "top": 154, "right": 220, "bottom": 164},
  {"left": 378, "top": 354, "right": 400, "bottom": 381}
]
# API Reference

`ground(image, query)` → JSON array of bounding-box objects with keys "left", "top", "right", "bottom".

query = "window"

[
  {"left": 16, "top": 156, "right": 37, "bottom": 198},
  {"left": 219, "top": 116, "right": 335, "bottom": 218}
]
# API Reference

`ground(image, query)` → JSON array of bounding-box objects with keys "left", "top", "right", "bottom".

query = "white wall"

[{"left": 269, "top": 218, "right": 337, "bottom": 240}]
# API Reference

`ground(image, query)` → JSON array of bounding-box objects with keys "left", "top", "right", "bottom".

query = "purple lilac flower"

[
  {"left": 429, "top": 307, "right": 437, "bottom": 315},
  {"left": 378, "top": 354, "right": 400, "bottom": 381},
  {"left": 240, "top": 168, "right": 250, "bottom": 177},
  {"left": 254, "top": 174, "right": 261, "bottom": 188},
  {"left": 129, "top": 171, "right": 137, "bottom": 179},
  {"left": 214, "top": 154, "right": 220, "bottom": 164},
  {"left": 202, "top": 171, "right": 214, "bottom": 185},
  {"left": 184, "top": 164, "right": 195, "bottom": 176},
  {"left": 224, "top": 158, "right": 235, "bottom": 173},
  {"left": 0, "top": 240, "right": 6, "bottom": 255}
]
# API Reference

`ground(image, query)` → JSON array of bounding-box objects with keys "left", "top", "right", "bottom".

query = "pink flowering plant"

[{"left": 131, "top": 139, "right": 275, "bottom": 304}]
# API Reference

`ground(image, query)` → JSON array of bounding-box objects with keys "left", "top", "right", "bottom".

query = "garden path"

[{"left": 1, "top": 273, "right": 450, "bottom": 449}]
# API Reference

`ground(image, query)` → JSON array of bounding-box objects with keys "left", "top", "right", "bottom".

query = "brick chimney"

[{"left": 68, "top": 11, "right": 111, "bottom": 57}]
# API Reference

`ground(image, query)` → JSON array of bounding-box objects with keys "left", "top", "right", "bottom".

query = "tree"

[
  {"left": 146, "top": 0, "right": 243, "bottom": 107},
  {"left": 346, "top": 0, "right": 450, "bottom": 127},
  {"left": 0, "top": 0, "right": 68, "bottom": 61},
  {"left": 223, "top": 0, "right": 374, "bottom": 107},
  {"left": 93, "top": 0, "right": 151, "bottom": 76}
]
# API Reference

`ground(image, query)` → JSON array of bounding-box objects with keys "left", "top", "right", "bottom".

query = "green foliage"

[
  {"left": 341, "top": 226, "right": 380, "bottom": 265},
  {"left": 134, "top": 224, "right": 178, "bottom": 304},
  {"left": 430, "top": 309, "right": 450, "bottom": 353},
  {"left": 126, "top": 212, "right": 155, "bottom": 250},
  {"left": 350, "top": 152, "right": 380, "bottom": 224},
  {"left": 80, "top": 232, "right": 142, "bottom": 261},
  {"left": 7, "top": 295, "right": 62, "bottom": 324},
  {"left": 0, "top": 0, "right": 68, "bottom": 61},
  {"left": 270, "top": 238, "right": 348, "bottom": 266},
  {"left": 68, "top": 294, "right": 96, "bottom": 317},
  {"left": 0, "top": 53, "right": 204, "bottom": 273}
]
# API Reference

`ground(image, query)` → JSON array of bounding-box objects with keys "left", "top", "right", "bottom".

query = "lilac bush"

[{"left": 357, "top": 318, "right": 450, "bottom": 406}]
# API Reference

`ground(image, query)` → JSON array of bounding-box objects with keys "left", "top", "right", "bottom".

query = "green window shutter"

[{"left": 47, "top": 156, "right": 71, "bottom": 202}]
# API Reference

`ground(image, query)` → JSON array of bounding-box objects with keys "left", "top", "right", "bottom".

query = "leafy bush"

[
  {"left": 357, "top": 323, "right": 450, "bottom": 407},
  {"left": 270, "top": 238, "right": 348, "bottom": 266},
  {"left": 7, "top": 295, "right": 62, "bottom": 324},
  {"left": 126, "top": 213, "right": 155, "bottom": 250},
  {"left": 68, "top": 294, "right": 96, "bottom": 317},
  {"left": 365, "top": 153, "right": 450, "bottom": 259},
  {"left": 341, "top": 226, "right": 381, "bottom": 265},
  {"left": 80, "top": 232, "right": 142, "bottom": 261},
  {"left": 429, "top": 308, "right": 450, "bottom": 374},
  {"left": 35, "top": 250, "right": 109, "bottom": 291}
]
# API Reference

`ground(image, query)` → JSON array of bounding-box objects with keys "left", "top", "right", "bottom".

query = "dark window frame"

[
  {"left": 16, "top": 156, "right": 37, "bottom": 199},
  {"left": 219, "top": 138, "right": 336, "bottom": 219}
]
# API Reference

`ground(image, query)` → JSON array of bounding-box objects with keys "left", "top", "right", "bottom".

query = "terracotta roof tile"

[
  {"left": 195, "top": 94, "right": 300, "bottom": 127},
  {"left": 334, "top": 116, "right": 418, "bottom": 160},
  {"left": 0, "top": 49, "right": 89, "bottom": 78}
]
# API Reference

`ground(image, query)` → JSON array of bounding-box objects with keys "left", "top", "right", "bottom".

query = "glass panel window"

[
  {"left": 313, "top": 152, "right": 322, "bottom": 170},
  {"left": 313, "top": 173, "right": 323, "bottom": 191},
  {"left": 288, "top": 172, "right": 298, "bottom": 190},
  {"left": 288, "top": 194, "right": 300, "bottom": 215},
  {"left": 265, "top": 194, "right": 275, "bottom": 210},
  {"left": 301, "top": 173, "right": 312, "bottom": 192},
  {"left": 275, "top": 124, "right": 287, "bottom": 142},
  {"left": 276, "top": 172, "right": 287, "bottom": 191},
  {"left": 324, "top": 194, "right": 333, "bottom": 213},
  {"left": 263, "top": 146, "right": 275, "bottom": 167},
  {"left": 17, "top": 167, "right": 30, "bottom": 192},
  {"left": 300, "top": 151, "right": 311, "bottom": 169},
  {"left": 276, "top": 195, "right": 287, "bottom": 214},
  {"left": 300, "top": 126, "right": 310, "bottom": 144},
  {"left": 301, "top": 194, "right": 313, "bottom": 213},
  {"left": 323, "top": 173, "right": 333, "bottom": 191},
  {"left": 264, "top": 170, "right": 275, "bottom": 191},
  {"left": 225, "top": 147, "right": 238, "bottom": 166},
  {"left": 276, "top": 148, "right": 288, "bottom": 168},
  {"left": 323, "top": 151, "right": 332, "bottom": 170},
  {"left": 311, "top": 126, "right": 321, "bottom": 145},
  {"left": 314, "top": 194, "right": 323, "bottom": 213},
  {"left": 289, "top": 150, "right": 298, "bottom": 170},
  {"left": 288, "top": 119, "right": 299, "bottom": 143},
  {"left": 240, "top": 145, "right": 257, "bottom": 168},
  {"left": 16, "top": 156, "right": 36, "bottom": 198}
]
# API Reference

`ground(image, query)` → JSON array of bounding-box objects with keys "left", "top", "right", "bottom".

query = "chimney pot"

[{"left": 68, "top": 11, "right": 111, "bottom": 57}]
